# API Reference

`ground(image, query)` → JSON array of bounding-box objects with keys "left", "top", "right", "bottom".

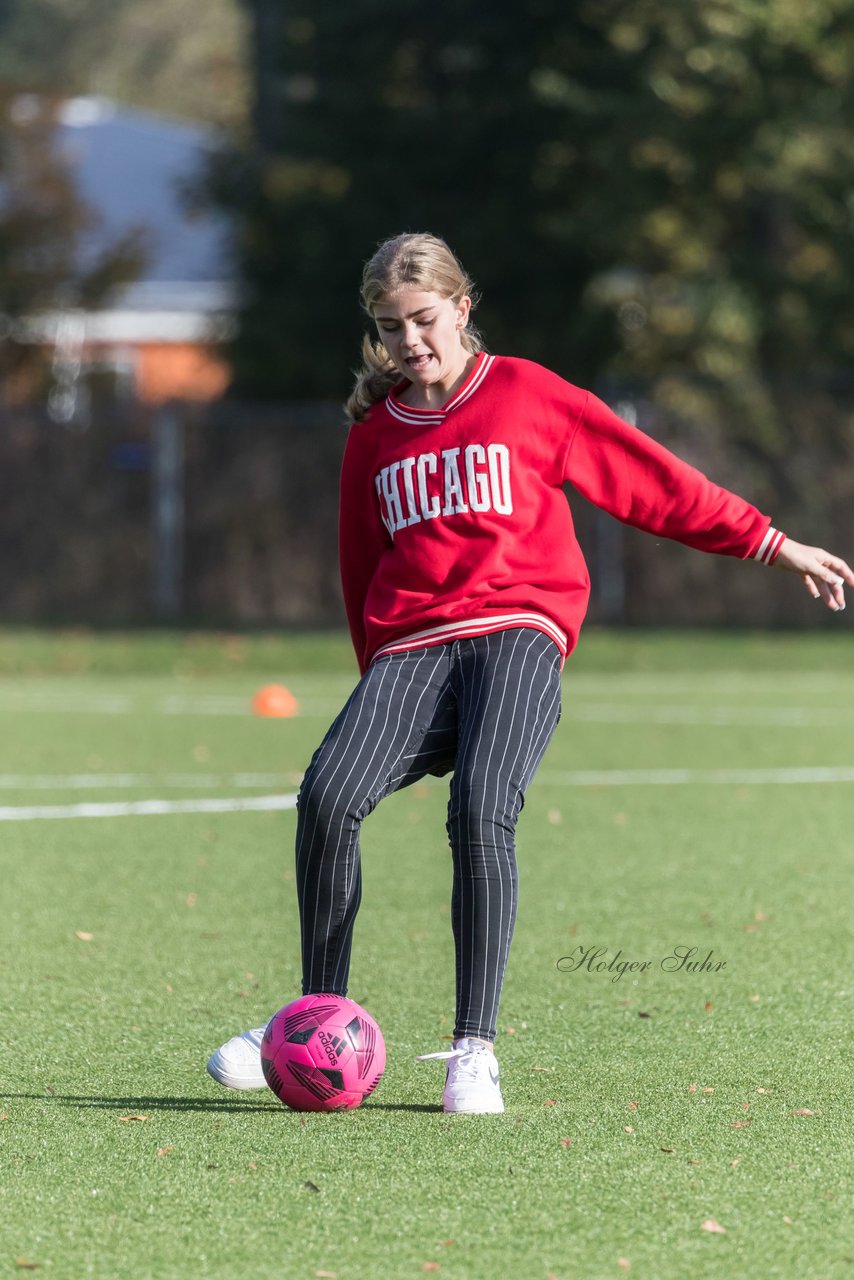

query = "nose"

[{"left": 400, "top": 320, "right": 421, "bottom": 350}]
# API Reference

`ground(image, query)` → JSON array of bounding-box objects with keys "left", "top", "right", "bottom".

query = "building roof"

[{"left": 54, "top": 95, "right": 236, "bottom": 313}]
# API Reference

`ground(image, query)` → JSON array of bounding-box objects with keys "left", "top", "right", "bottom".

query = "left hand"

[{"left": 773, "top": 538, "right": 854, "bottom": 611}]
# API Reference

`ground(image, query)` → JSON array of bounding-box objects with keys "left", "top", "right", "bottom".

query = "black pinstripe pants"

[{"left": 295, "top": 628, "right": 562, "bottom": 1042}]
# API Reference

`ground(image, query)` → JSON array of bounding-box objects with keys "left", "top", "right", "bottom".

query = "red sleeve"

[
  {"left": 338, "top": 427, "right": 390, "bottom": 673},
  {"left": 562, "top": 391, "right": 773, "bottom": 559}
]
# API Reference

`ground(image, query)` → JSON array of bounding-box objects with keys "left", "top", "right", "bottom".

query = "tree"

[
  {"left": 0, "top": 92, "right": 145, "bottom": 395},
  {"left": 0, "top": 0, "right": 249, "bottom": 131},
  {"left": 219, "top": 0, "right": 854, "bottom": 472}
]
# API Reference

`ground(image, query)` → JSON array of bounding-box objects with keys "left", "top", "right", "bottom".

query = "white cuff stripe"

[{"left": 755, "top": 527, "right": 785, "bottom": 565}]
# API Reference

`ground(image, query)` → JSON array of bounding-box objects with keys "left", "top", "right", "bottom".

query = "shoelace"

[{"left": 416, "top": 1043, "right": 493, "bottom": 1080}]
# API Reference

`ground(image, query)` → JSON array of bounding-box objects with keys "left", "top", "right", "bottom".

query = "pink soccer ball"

[{"left": 261, "top": 995, "right": 386, "bottom": 1112}]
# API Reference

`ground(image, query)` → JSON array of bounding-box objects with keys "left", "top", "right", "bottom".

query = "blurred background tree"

[
  {"left": 0, "top": 91, "right": 146, "bottom": 394},
  {"left": 0, "top": 0, "right": 249, "bottom": 132},
  {"left": 212, "top": 1, "right": 854, "bottom": 467}
]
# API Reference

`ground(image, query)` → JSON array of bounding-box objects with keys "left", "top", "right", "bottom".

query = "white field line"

[
  {"left": 1, "top": 764, "right": 853, "bottom": 822},
  {"left": 536, "top": 766, "right": 854, "bottom": 787},
  {"left": 0, "top": 692, "right": 340, "bottom": 717},
  {"left": 0, "top": 771, "right": 297, "bottom": 791},
  {"left": 0, "top": 793, "right": 298, "bottom": 822},
  {"left": 569, "top": 704, "right": 854, "bottom": 727},
  {"left": 1, "top": 689, "right": 854, "bottom": 725}
]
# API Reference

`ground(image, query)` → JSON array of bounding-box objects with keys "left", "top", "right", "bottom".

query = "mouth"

[{"left": 405, "top": 354, "right": 433, "bottom": 372}]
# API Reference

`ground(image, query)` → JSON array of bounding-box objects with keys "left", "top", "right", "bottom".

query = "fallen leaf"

[
  {"left": 531, "top": 1065, "right": 554, "bottom": 1073},
  {"left": 185, "top": 893, "right": 198, "bottom": 908},
  {"left": 248, "top": 1161, "right": 257, "bottom": 1170},
  {"left": 704, "top": 1002, "right": 714, "bottom": 1012},
  {"left": 421, "top": 1265, "right": 440, "bottom": 1274},
  {"left": 618, "top": 1260, "right": 631, "bottom": 1272},
  {"left": 624, "top": 1125, "right": 635, "bottom": 1133},
  {"left": 304, "top": 1180, "right": 320, "bottom": 1193},
  {"left": 0, "top": 1112, "right": 9, "bottom": 1121},
  {"left": 544, "top": 1099, "right": 557, "bottom": 1107},
  {"left": 687, "top": 1159, "right": 702, "bottom": 1165},
  {"left": 638, "top": 1011, "right": 651, "bottom": 1018},
  {"left": 439, "top": 1240, "right": 455, "bottom": 1248},
  {"left": 626, "top": 1101, "right": 639, "bottom": 1111},
  {"left": 156, "top": 1146, "right": 173, "bottom": 1157},
  {"left": 703, "top": 1087, "right": 715, "bottom": 1094},
  {"left": 315, "top": 1272, "right": 338, "bottom": 1278},
  {"left": 755, "top": 911, "right": 768, "bottom": 922},
  {"left": 15, "top": 1259, "right": 39, "bottom": 1271},
  {"left": 560, "top": 1137, "right": 573, "bottom": 1148},
  {"left": 688, "top": 1082, "right": 698, "bottom": 1093},
  {"left": 729, "top": 1158, "right": 741, "bottom": 1167},
  {"left": 547, "top": 808, "right": 562, "bottom": 825},
  {"left": 75, "top": 930, "right": 94, "bottom": 941},
  {"left": 782, "top": 1216, "right": 793, "bottom": 1226},
  {"left": 792, "top": 1109, "right": 816, "bottom": 1116},
  {"left": 118, "top": 1114, "right": 148, "bottom": 1123},
  {"left": 504, "top": 1026, "right": 516, "bottom": 1034},
  {"left": 740, "top": 1102, "right": 750, "bottom": 1110},
  {"left": 750, "top": 994, "right": 761, "bottom": 1002},
  {"left": 45, "top": 1087, "right": 56, "bottom": 1097},
  {"left": 660, "top": 1148, "right": 675, "bottom": 1154},
  {"left": 701, "top": 1218, "right": 727, "bottom": 1234},
  {"left": 730, "top": 1121, "right": 751, "bottom": 1129},
  {"left": 756, "top": 1087, "right": 767, "bottom": 1094}
]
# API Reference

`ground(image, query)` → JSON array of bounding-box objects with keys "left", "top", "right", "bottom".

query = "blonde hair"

[{"left": 345, "top": 232, "right": 486, "bottom": 422}]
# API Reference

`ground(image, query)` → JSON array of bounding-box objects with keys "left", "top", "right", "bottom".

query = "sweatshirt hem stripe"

[{"left": 369, "top": 612, "right": 568, "bottom": 664}]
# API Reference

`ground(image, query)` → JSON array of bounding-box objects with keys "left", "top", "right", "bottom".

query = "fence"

[{"left": 1, "top": 383, "right": 852, "bottom": 630}]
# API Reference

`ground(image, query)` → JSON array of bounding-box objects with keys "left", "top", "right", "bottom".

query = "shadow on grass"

[{"left": 3, "top": 1092, "right": 440, "bottom": 1115}]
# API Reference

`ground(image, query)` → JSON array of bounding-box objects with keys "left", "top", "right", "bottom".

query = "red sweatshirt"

[{"left": 339, "top": 353, "right": 784, "bottom": 673}]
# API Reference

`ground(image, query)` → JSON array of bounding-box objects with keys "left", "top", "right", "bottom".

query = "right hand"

[{"left": 773, "top": 538, "right": 854, "bottom": 611}]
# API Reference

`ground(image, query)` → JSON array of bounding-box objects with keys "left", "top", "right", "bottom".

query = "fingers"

[{"left": 813, "top": 569, "right": 846, "bottom": 611}]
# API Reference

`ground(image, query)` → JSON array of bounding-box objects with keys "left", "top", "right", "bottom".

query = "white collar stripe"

[
  {"left": 444, "top": 353, "right": 495, "bottom": 411},
  {"left": 385, "top": 352, "right": 496, "bottom": 423},
  {"left": 385, "top": 399, "right": 445, "bottom": 425}
]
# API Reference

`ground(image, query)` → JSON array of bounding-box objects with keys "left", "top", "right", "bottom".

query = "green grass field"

[{"left": 1, "top": 627, "right": 852, "bottom": 1280}]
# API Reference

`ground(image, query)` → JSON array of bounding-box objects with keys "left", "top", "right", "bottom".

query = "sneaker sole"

[{"left": 444, "top": 1096, "right": 505, "bottom": 1114}]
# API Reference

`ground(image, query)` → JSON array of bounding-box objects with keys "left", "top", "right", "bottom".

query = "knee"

[
  {"left": 446, "top": 782, "right": 520, "bottom": 850},
  {"left": 297, "top": 757, "right": 372, "bottom": 833}
]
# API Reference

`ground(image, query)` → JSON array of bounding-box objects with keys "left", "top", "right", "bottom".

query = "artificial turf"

[{"left": 0, "top": 628, "right": 852, "bottom": 1279}]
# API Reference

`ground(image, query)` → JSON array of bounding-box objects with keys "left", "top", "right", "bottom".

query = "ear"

[{"left": 454, "top": 295, "right": 472, "bottom": 329}]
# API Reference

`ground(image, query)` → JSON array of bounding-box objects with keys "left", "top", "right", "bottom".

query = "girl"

[{"left": 208, "top": 232, "right": 852, "bottom": 1113}]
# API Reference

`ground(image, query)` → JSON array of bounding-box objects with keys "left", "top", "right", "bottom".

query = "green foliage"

[
  {"left": 0, "top": 0, "right": 249, "bottom": 130},
  {"left": 220, "top": 0, "right": 854, "bottom": 463}
]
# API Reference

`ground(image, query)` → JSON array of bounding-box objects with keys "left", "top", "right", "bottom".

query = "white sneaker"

[
  {"left": 206, "top": 1023, "right": 270, "bottom": 1090},
  {"left": 417, "top": 1038, "right": 505, "bottom": 1114}
]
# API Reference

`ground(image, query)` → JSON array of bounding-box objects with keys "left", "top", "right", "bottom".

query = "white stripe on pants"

[{"left": 295, "top": 628, "right": 562, "bottom": 1041}]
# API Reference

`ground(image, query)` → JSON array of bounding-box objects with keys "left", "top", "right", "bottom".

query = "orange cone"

[{"left": 252, "top": 684, "right": 299, "bottom": 718}]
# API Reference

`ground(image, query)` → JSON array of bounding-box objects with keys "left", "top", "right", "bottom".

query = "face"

[{"left": 373, "top": 288, "right": 472, "bottom": 393}]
